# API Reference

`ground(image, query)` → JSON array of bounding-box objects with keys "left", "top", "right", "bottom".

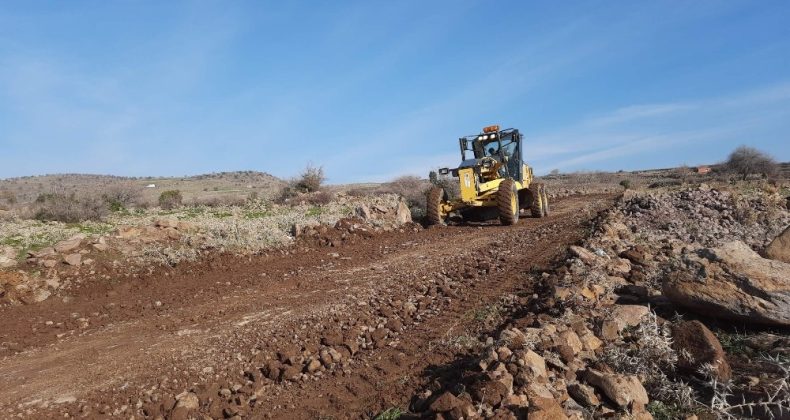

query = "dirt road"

[{"left": 0, "top": 194, "right": 615, "bottom": 419}]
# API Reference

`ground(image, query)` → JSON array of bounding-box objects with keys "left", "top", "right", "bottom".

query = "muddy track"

[{"left": 0, "top": 194, "right": 615, "bottom": 419}]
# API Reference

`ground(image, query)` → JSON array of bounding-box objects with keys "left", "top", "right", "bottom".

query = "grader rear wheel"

[
  {"left": 497, "top": 179, "right": 519, "bottom": 225},
  {"left": 541, "top": 189, "right": 550, "bottom": 216},
  {"left": 426, "top": 187, "right": 446, "bottom": 226},
  {"left": 531, "top": 183, "right": 546, "bottom": 218}
]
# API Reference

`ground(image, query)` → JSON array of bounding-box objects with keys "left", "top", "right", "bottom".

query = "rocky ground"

[
  {"left": 0, "top": 194, "right": 612, "bottom": 419},
  {"left": 0, "top": 180, "right": 788, "bottom": 420}
]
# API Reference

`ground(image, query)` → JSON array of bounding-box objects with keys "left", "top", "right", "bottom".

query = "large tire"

[
  {"left": 426, "top": 187, "right": 445, "bottom": 226},
  {"left": 541, "top": 188, "right": 550, "bottom": 216},
  {"left": 531, "top": 184, "right": 545, "bottom": 218},
  {"left": 497, "top": 179, "right": 519, "bottom": 226}
]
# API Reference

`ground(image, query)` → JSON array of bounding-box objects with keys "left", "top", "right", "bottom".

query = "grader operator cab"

[{"left": 426, "top": 124, "right": 549, "bottom": 226}]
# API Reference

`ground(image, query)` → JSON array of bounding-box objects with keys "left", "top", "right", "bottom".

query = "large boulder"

[
  {"left": 395, "top": 200, "right": 412, "bottom": 224},
  {"left": 600, "top": 305, "right": 649, "bottom": 340},
  {"left": 54, "top": 234, "right": 86, "bottom": 253},
  {"left": 153, "top": 217, "right": 180, "bottom": 229},
  {"left": 663, "top": 241, "right": 790, "bottom": 327},
  {"left": 584, "top": 369, "right": 649, "bottom": 409},
  {"left": 765, "top": 225, "right": 790, "bottom": 264},
  {"left": 63, "top": 253, "right": 82, "bottom": 266},
  {"left": 671, "top": 320, "right": 731, "bottom": 381},
  {"left": 428, "top": 391, "right": 462, "bottom": 413},
  {"left": 354, "top": 204, "right": 372, "bottom": 220},
  {"left": 29, "top": 247, "right": 56, "bottom": 259},
  {"left": 0, "top": 246, "right": 16, "bottom": 268},
  {"left": 569, "top": 246, "right": 598, "bottom": 265},
  {"left": 527, "top": 383, "right": 568, "bottom": 419},
  {"left": 174, "top": 391, "right": 199, "bottom": 410}
]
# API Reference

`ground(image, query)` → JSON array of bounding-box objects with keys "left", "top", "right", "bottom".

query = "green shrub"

[
  {"left": 619, "top": 179, "right": 631, "bottom": 190},
  {"left": 158, "top": 190, "right": 183, "bottom": 210}
]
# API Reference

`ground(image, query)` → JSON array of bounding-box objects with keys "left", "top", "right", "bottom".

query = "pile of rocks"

[
  {"left": 295, "top": 216, "right": 422, "bottom": 248},
  {"left": 2, "top": 218, "right": 201, "bottom": 305},
  {"left": 407, "top": 184, "right": 790, "bottom": 419},
  {"left": 23, "top": 233, "right": 105, "bottom": 269},
  {"left": 413, "top": 317, "right": 654, "bottom": 419},
  {"left": 0, "top": 234, "right": 109, "bottom": 305},
  {"left": 21, "top": 216, "right": 196, "bottom": 270},
  {"left": 294, "top": 200, "right": 418, "bottom": 248},
  {"left": 116, "top": 217, "right": 196, "bottom": 244},
  {"left": 621, "top": 184, "right": 789, "bottom": 248},
  {"left": 354, "top": 200, "right": 413, "bottom": 227}
]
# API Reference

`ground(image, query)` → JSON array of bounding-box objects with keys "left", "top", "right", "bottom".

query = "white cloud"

[
  {"left": 529, "top": 83, "right": 790, "bottom": 173},
  {"left": 584, "top": 103, "right": 696, "bottom": 127}
]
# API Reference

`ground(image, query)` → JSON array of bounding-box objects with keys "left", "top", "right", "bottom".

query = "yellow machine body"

[{"left": 427, "top": 125, "right": 548, "bottom": 225}]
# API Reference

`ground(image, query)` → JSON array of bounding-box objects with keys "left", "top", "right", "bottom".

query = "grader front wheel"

[
  {"left": 426, "top": 187, "right": 446, "bottom": 226},
  {"left": 497, "top": 179, "right": 519, "bottom": 225}
]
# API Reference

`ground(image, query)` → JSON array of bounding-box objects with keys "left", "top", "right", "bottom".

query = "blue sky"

[{"left": 1, "top": 1, "right": 789, "bottom": 183}]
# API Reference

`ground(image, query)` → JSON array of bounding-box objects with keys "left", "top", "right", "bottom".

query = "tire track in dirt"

[
  {"left": 0, "top": 194, "right": 615, "bottom": 419},
  {"left": 266, "top": 195, "right": 615, "bottom": 419}
]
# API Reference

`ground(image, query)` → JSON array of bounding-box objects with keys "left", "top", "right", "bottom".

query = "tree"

[
  {"left": 295, "top": 164, "right": 325, "bottom": 193},
  {"left": 101, "top": 183, "right": 142, "bottom": 211},
  {"left": 428, "top": 170, "right": 438, "bottom": 185},
  {"left": 724, "top": 146, "right": 778, "bottom": 180}
]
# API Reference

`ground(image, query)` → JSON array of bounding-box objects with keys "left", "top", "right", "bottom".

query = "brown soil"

[{"left": 0, "top": 194, "right": 616, "bottom": 419}]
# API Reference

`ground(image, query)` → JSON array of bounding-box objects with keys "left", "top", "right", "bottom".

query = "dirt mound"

[{"left": 295, "top": 216, "right": 422, "bottom": 248}]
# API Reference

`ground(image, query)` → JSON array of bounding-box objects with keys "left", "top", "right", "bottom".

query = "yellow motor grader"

[{"left": 426, "top": 125, "right": 549, "bottom": 225}]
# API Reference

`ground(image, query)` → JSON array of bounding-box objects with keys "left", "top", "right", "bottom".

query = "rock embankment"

[{"left": 407, "top": 184, "right": 790, "bottom": 419}]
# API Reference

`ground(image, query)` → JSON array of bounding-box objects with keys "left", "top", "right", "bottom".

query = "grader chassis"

[{"left": 426, "top": 124, "right": 549, "bottom": 226}]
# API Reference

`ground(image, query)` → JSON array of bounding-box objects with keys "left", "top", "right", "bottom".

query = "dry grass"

[
  {"left": 189, "top": 195, "right": 247, "bottom": 208},
  {"left": 0, "top": 192, "right": 403, "bottom": 267},
  {"left": 602, "top": 310, "right": 697, "bottom": 413},
  {"left": 699, "top": 355, "right": 790, "bottom": 419},
  {"left": 33, "top": 193, "right": 109, "bottom": 223}
]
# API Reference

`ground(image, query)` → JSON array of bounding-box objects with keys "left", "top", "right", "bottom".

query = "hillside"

[{"left": 0, "top": 171, "right": 285, "bottom": 204}]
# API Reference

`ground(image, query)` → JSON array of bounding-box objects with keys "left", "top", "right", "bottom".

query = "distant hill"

[{"left": 0, "top": 171, "right": 285, "bottom": 204}]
